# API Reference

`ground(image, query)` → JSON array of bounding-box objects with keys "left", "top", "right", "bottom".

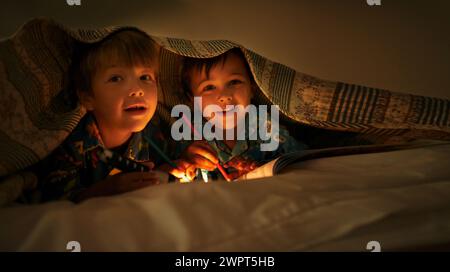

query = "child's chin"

[
  {"left": 221, "top": 117, "right": 244, "bottom": 131},
  {"left": 127, "top": 120, "right": 150, "bottom": 132},
  {"left": 216, "top": 125, "right": 235, "bottom": 133},
  {"left": 217, "top": 121, "right": 239, "bottom": 132}
]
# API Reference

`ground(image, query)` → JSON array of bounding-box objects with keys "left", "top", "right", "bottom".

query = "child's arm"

[
  {"left": 74, "top": 165, "right": 159, "bottom": 203},
  {"left": 32, "top": 144, "right": 161, "bottom": 202},
  {"left": 28, "top": 143, "right": 84, "bottom": 202}
]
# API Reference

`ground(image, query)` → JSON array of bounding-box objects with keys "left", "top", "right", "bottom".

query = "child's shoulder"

[{"left": 60, "top": 113, "right": 102, "bottom": 158}]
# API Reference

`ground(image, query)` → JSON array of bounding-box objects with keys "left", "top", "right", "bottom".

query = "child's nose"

[
  {"left": 218, "top": 96, "right": 232, "bottom": 104},
  {"left": 129, "top": 90, "right": 144, "bottom": 97},
  {"left": 218, "top": 90, "right": 233, "bottom": 104}
]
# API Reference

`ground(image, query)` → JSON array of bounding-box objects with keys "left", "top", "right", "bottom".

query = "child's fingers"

[
  {"left": 158, "top": 160, "right": 202, "bottom": 182},
  {"left": 186, "top": 165, "right": 198, "bottom": 180},
  {"left": 196, "top": 141, "right": 218, "bottom": 155},
  {"left": 175, "top": 159, "right": 192, "bottom": 170},
  {"left": 189, "top": 155, "right": 217, "bottom": 171},
  {"left": 159, "top": 162, "right": 189, "bottom": 180},
  {"left": 186, "top": 145, "right": 219, "bottom": 165},
  {"left": 236, "top": 161, "right": 246, "bottom": 170},
  {"left": 170, "top": 167, "right": 188, "bottom": 179}
]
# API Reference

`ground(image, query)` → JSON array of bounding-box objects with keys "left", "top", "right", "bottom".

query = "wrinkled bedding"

[{"left": 1, "top": 142, "right": 449, "bottom": 251}]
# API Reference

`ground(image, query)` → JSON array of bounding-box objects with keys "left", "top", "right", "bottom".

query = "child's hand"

[
  {"left": 75, "top": 163, "right": 159, "bottom": 202},
  {"left": 181, "top": 141, "right": 219, "bottom": 171},
  {"left": 224, "top": 157, "right": 258, "bottom": 180},
  {"left": 158, "top": 159, "right": 197, "bottom": 181}
]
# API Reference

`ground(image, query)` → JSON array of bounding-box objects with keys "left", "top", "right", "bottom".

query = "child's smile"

[
  {"left": 80, "top": 64, "right": 158, "bottom": 148},
  {"left": 189, "top": 52, "right": 253, "bottom": 131},
  {"left": 123, "top": 100, "right": 150, "bottom": 116}
]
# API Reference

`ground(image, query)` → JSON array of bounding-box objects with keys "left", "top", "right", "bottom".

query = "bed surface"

[{"left": 1, "top": 142, "right": 450, "bottom": 251}]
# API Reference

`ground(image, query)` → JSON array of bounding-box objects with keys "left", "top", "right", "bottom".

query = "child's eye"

[
  {"left": 140, "top": 74, "right": 155, "bottom": 82},
  {"left": 108, "top": 75, "right": 123, "bottom": 83},
  {"left": 228, "top": 79, "right": 243, "bottom": 86},
  {"left": 203, "top": 84, "right": 216, "bottom": 92}
]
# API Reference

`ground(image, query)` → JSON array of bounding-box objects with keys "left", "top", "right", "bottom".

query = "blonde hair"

[{"left": 72, "top": 29, "right": 160, "bottom": 95}]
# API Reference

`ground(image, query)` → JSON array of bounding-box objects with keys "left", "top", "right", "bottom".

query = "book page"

[
  {"left": 236, "top": 140, "right": 447, "bottom": 181},
  {"left": 238, "top": 158, "right": 280, "bottom": 180}
]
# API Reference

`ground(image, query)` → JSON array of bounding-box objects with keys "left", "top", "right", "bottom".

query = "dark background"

[{"left": 1, "top": 0, "right": 449, "bottom": 98}]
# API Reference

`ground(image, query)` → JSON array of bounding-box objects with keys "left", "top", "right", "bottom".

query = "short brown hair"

[
  {"left": 181, "top": 48, "right": 255, "bottom": 97},
  {"left": 71, "top": 29, "right": 160, "bottom": 95}
]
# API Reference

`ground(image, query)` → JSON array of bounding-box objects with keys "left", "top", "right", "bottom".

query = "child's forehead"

[
  {"left": 93, "top": 47, "right": 157, "bottom": 70},
  {"left": 94, "top": 56, "right": 157, "bottom": 74},
  {"left": 195, "top": 55, "right": 249, "bottom": 79},
  {"left": 99, "top": 62, "right": 155, "bottom": 71}
]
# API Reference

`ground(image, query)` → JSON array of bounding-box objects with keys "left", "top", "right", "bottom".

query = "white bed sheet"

[{"left": 1, "top": 142, "right": 450, "bottom": 251}]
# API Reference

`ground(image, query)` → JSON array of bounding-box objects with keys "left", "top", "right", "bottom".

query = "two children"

[{"left": 28, "top": 32, "right": 306, "bottom": 203}]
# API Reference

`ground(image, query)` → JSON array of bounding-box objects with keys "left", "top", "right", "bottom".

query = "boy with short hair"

[
  {"left": 180, "top": 48, "right": 307, "bottom": 180},
  {"left": 28, "top": 30, "right": 175, "bottom": 203}
]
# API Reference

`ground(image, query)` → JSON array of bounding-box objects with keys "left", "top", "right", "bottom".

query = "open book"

[{"left": 237, "top": 140, "right": 446, "bottom": 180}]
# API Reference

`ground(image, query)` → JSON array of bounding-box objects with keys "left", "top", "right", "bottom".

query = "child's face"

[
  {"left": 189, "top": 53, "right": 253, "bottom": 131},
  {"left": 83, "top": 64, "right": 158, "bottom": 135}
]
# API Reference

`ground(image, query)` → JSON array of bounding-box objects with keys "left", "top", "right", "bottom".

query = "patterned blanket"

[{"left": 0, "top": 17, "right": 449, "bottom": 180}]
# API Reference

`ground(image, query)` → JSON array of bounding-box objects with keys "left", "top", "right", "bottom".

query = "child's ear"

[{"left": 77, "top": 90, "right": 95, "bottom": 111}]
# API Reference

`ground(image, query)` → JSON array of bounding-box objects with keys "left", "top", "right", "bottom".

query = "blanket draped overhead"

[{"left": 0, "top": 18, "right": 449, "bottom": 178}]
